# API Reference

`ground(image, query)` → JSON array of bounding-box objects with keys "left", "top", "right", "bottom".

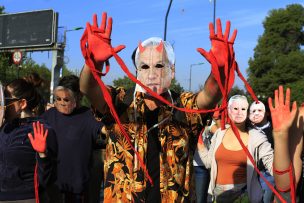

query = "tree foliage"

[
  {"left": 170, "top": 78, "right": 184, "bottom": 94},
  {"left": 247, "top": 4, "right": 304, "bottom": 103},
  {"left": 112, "top": 76, "right": 184, "bottom": 94},
  {"left": 112, "top": 76, "right": 135, "bottom": 89}
]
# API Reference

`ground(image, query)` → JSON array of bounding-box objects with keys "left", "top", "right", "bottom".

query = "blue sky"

[{"left": 1, "top": 0, "right": 302, "bottom": 91}]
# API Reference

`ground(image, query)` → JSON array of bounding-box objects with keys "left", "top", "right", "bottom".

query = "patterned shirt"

[{"left": 101, "top": 89, "right": 205, "bottom": 202}]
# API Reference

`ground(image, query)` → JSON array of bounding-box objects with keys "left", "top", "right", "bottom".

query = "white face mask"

[
  {"left": 136, "top": 44, "right": 174, "bottom": 95},
  {"left": 228, "top": 99, "right": 249, "bottom": 124},
  {"left": 249, "top": 102, "right": 266, "bottom": 124},
  {"left": 54, "top": 90, "right": 76, "bottom": 115}
]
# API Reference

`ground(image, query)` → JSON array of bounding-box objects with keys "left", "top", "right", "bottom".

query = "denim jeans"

[
  {"left": 195, "top": 166, "right": 210, "bottom": 203},
  {"left": 259, "top": 171, "right": 275, "bottom": 203}
]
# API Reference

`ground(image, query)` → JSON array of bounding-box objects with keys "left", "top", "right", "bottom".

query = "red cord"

[
  {"left": 34, "top": 163, "right": 39, "bottom": 203},
  {"left": 80, "top": 25, "right": 295, "bottom": 202},
  {"left": 273, "top": 163, "right": 296, "bottom": 203}
]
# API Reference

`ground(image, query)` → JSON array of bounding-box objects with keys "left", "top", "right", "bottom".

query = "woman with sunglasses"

[{"left": 0, "top": 78, "right": 56, "bottom": 202}]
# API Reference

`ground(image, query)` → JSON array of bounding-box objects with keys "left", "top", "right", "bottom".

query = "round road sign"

[{"left": 12, "top": 51, "right": 22, "bottom": 64}]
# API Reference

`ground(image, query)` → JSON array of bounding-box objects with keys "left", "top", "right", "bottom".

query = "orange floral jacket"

[{"left": 101, "top": 90, "right": 205, "bottom": 203}]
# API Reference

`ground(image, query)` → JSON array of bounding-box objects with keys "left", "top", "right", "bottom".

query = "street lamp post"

[
  {"left": 63, "top": 27, "right": 84, "bottom": 48},
  {"left": 50, "top": 26, "right": 84, "bottom": 103},
  {"left": 189, "top": 62, "right": 204, "bottom": 91},
  {"left": 164, "top": 0, "right": 173, "bottom": 41}
]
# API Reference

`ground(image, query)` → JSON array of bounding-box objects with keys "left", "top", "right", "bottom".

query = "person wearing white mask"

[
  {"left": 197, "top": 95, "right": 275, "bottom": 202},
  {"left": 249, "top": 101, "right": 275, "bottom": 203},
  {"left": 79, "top": 12, "right": 237, "bottom": 202}
]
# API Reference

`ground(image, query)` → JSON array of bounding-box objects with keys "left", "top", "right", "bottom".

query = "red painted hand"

[
  {"left": 85, "top": 12, "right": 125, "bottom": 64},
  {"left": 28, "top": 121, "right": 48, "bottom": 153},
  {"left": 197, "top": 18, "right": 237, "bottom": 67},
  {"left": 268, "top": 86, "right": 297, "bottom": 136}
]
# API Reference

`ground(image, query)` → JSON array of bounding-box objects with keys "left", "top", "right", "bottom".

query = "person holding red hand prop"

[
  {"left": 0, "top": 78, "right": 56, "bottom": 203},
  {"left": 80, "top": 12, "right": 237, "bottom": 202}
]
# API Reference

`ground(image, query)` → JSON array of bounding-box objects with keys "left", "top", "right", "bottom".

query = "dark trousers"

[{"left": 194, "top": 166, "right": 210, "bottom": 203}]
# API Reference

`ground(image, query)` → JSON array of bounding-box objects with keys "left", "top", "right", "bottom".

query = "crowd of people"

[{"left": 0, "top": 11, "right": 303, "bottom": 203}]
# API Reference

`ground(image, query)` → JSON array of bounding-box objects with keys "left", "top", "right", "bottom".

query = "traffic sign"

[{"left": 12, "top": 51, "right": 22, "bottom": 64}]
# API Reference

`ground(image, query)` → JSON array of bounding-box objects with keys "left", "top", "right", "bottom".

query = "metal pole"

[
  {"left": 189, "top": 63, "right": 204, "bottom": 92},
  {"left": 50, "top": 26, "right": 83, "bottom": 103},
  {"left": 213, "top": 0, "right": 216, "bottom": 25},
  {"left": 164, "top": 0, "right": 173, "bottom": 41},
  {"left": 189, "top": 65, "right": 193, "bottom": 91}
]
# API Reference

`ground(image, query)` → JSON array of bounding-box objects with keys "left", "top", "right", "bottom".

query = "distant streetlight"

[
  {"left": 50, "top": 26, "right": 84, "bottom": 103},
  {"left": 213, "top": 0, "right": 216, "bottom": 25},
  {"left": 63, "top": 26, "right": 84, "bottom": 48},
  {"left": 164, "top": 0, "right": 173, "bottom": 41},
  {"left": 189, "top": 62, "right": 204, "bottom": 91}
]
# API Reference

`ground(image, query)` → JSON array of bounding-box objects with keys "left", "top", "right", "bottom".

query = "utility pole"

[
  {"left": 164, "top": 0, "right": 173, "bottom": 41},
  {"left": 189, "top": 62, "right": 204, "bottom": 91},
  {"left": 50, "top": 26, "right": 83, "bottom": 103},
  {"left": 213, "top": 0, "right": 216, "bottom": 25}
]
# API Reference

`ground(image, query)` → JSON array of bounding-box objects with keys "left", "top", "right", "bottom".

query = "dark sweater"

[
  {"left": 41, "top": 107, "right": 103, "bottom": 194},
  {"left": 0, "top": 117, "right": 56, "bottom": 201}
]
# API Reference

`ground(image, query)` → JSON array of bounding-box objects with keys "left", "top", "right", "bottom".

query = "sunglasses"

[
  {"left": 0, "top": 97, "right": 21, "bottom": 110},
  {"left": 54, "top": 96, "right": 73, "bottom": 103},
  {"left": 5, "top": 97, "right": 21, "bottom": 104}
]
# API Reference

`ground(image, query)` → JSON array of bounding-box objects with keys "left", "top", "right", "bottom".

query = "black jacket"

[{"left": 0, "top": 117, "right": 57, "bottom": 201}]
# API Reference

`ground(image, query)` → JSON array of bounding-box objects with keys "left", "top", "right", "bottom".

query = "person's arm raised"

[
  {"left": 196, "top": 19, "right": 237, "bottom": 109},
  {"left": 79, "top": 12, "right": 125, "bottom": 114},
  {"left": 268, "top": 86, "right": 297, "bottom": 191}
]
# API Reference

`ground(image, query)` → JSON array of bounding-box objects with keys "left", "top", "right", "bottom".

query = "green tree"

[
  {"left": 247, "top": 4, "right": 304, "bottom": 103},
  {"left": 113, "top": 76, "right": 135, "bottom": 89},
  {"left": 170, "top": 78, "right": 184, "bottom": 94},
  {"left": 228, "top": 86, "right": 246, "bottom": 98}
]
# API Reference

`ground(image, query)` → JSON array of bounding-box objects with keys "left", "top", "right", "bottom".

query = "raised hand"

[
  {"left": 28, "top": 121, "right": 48, "bottom": 153},
  {"left": 197, "top": 18, "right": 237, "bottom": 67},
  {"left": 268, "top": 86, "right": 297, "bottom": 137},
  {"left": 84, "top": 12, "right": 125, "bottom": 65}
]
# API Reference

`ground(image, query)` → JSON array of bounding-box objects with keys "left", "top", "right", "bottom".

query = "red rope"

[
  {"left": 80, "top": 25, "right": 295, "bottom": 201},
  {"left": 273, "top": 163, "right": 296, "bottom": 203},
  {"left": 230, "top": 122, "right": 288, "bottom": 203},
  {"left": 34, "top": 163, "right": 39, "bottom": 203},
  {"left": 81, "top": 30, "right": 153, "bottom": 185}
]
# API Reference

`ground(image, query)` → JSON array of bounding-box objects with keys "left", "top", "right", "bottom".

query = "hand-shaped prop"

[
  {"left": 81, "top": 12, "right": 153, "bottom": 184},
  {"left": 197, "top": 19, "right": 258, "bottom": 130},
  {"left": 28, "top": 121, "right": 48, "bottom": 153},
  {"left": 80, "top": 12, "right": 125, "bottom": 76},
  {"left": 268, "top": 86, "right": 297, "bottom": 203},
  {"left": 269, "top": 86, "right": 297, "bottom": 134},
  {"left": 28, "top": 121, "right": 47, "bottom": 203}
]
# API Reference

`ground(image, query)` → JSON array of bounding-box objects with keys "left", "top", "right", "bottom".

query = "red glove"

[
  {"left": 197, "top": 18, "right": 237, "bottom": 67},
  {"left": 28, "top": 121, "right": 48, "bottom": 153},
  {"left": 85, "top": 12, "right": 125, "bottom": 65},
  {"left": 268, "top": 86, "right": 297, "bottom": 136}
]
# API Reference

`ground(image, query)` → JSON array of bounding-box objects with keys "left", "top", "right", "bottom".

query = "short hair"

[
  {"left": 57, "top": 75, "right": 80, "bottom": 96},
  {"left": 228, "top": 95, "right": 249, "bottom": 109},
  {"left": 134, "top": 37, "right": 175, "bottom": 68}
]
